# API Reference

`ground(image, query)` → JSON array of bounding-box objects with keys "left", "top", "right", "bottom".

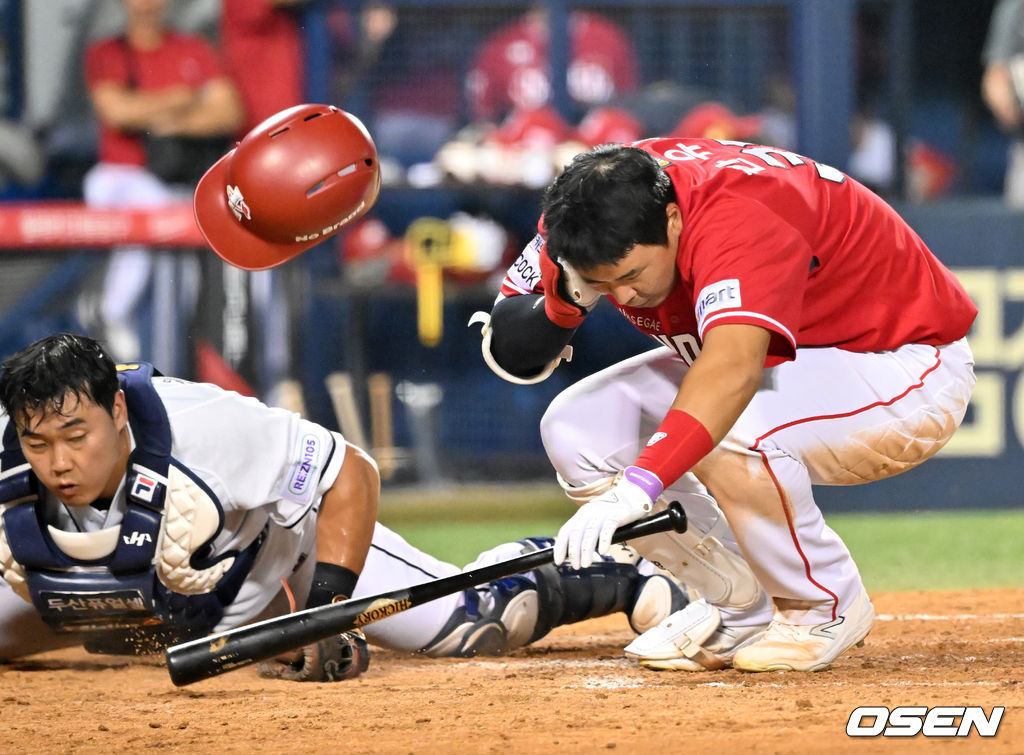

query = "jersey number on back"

[{"left": 713, "top": 142, "right": 846, "bottom": 183}]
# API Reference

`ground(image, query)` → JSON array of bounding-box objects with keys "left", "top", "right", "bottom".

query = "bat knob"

[{"left": 666, "top": 501, "right": 688, "bottom": 533}]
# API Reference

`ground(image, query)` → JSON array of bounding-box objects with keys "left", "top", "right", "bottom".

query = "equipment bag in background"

[{"left": 141, "top": 132, "right": 230, "bottom": 186}]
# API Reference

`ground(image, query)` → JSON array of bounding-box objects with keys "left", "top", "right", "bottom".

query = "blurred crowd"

[
  {"left": 3, "top": 2, "right": 983, "bottom": 201},
  {"left": 0, "top": 1, "right": 1012, "bottom": 384}
]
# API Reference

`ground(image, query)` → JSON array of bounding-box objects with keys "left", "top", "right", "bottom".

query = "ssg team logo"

[{"left": 226, "top": 185, "right": 251, "bottom": 222}]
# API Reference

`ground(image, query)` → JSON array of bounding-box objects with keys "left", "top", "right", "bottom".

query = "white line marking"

[
  {"left": 695, "top": 680, "right": 1006, "bottom": 690},
  {"left": 876, "top": 613, "right": 1024, "bottom": 621}
]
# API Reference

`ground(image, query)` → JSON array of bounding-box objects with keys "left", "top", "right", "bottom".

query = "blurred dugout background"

[{"left": 0, "top": 1, "right": 1019, "bottom": 510}]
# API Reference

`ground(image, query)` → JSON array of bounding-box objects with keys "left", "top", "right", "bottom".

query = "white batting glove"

[{"left": 553, "top": 467, "right": 663, "bottom": 570}]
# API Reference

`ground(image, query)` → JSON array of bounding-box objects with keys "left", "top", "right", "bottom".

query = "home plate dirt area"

[{"left": 2, "top": 589, "right": 1021, "bottom": 753}]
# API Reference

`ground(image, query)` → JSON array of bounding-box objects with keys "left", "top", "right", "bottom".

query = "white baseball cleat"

[
  {"left": 624, "top": 598, "right": 768, "bottom": 671},
  {"left": 732, "top": 589, "right": 875, "bottom": 672}
]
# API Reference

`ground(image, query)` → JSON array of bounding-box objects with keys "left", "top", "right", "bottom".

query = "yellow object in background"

[
  {"left": 405, "top": 217, "right": 465, "bottom": 347},
  {"left": 405, "top": 215, "right": 502, "bottom": 347},
  {"left": 405, "top": 217, "right": 450, "bottom": 347}
]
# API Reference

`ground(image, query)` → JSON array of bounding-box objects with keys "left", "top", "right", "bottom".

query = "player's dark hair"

[
  {"left": 0, "top": 333, "right": 119, "bottom": 428},
  {"left": 541, "top": 144, "right": 676, "bottom": 270}
]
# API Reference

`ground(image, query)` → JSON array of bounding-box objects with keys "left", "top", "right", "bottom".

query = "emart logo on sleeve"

[{"left": 695, "top": 278, "right": 741, "bottom": 331}]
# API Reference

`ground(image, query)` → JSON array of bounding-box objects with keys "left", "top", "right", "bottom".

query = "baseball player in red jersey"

[
  {"left": 465, "top": 6, "right": 638, "bottom": 123},
  {"left": 475, "top": 138, "right": 977, "bottom": 671}
]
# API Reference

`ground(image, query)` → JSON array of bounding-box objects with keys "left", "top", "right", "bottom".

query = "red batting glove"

[{"left": 539, "top": 249, "right": 589, "bottom": 329}]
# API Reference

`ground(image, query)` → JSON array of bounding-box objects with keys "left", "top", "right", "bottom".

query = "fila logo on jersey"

[
  {"left": 132, "top": 474, "right": 158, "bottom": 502},
  {"left": 695, "top": 278, "right": 741, "bottom": 330},
  {"left": 123, "top": 531, "right": 152, "bottom": 547},
  {"left": 288, "top": 435, "right": 321, "bottom": 496}
]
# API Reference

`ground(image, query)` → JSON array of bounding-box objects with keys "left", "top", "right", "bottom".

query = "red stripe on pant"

[{"left": 748, "top": 347, "right": 943, "bottom": 620}]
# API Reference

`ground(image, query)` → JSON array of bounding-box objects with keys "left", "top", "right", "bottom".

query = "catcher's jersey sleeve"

[{"left": 157, "top": 378, "right": 346, "bottom": 529}]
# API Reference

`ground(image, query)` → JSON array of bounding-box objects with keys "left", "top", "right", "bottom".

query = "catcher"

[{"left": 0, "top": 332, "right": 685, "bottom": 680}]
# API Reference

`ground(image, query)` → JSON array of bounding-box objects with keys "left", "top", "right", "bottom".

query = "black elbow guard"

[{"left": 469, "top": 294, "right": 576, "bottom": 384}]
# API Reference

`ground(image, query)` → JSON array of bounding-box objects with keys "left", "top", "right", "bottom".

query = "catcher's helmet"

[{"left": 193, "top": 104, "right": 380, "bottom": 270}]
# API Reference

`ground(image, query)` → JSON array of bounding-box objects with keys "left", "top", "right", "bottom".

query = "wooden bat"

[
  {"left": 165, "top": 503, "right": 688, "bottom": 686},
  {"left": 324, "top": 371, "right": 369, "bottom": 450},
  {"left": 367, "top": 372, "right": 398, "bottom": 480}
]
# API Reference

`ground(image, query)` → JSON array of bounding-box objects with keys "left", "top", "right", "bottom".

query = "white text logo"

[
  {"left": 846, "top": 706, "right": 1004, "bottom": 737},
  {"left": 123, "top": 531, "right": 153, "bottom": 547},
  {"left": 694, "top": 278, "right": 741, "bottom": 331}
]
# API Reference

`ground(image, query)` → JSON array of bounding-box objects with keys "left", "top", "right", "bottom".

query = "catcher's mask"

[{"left": 194, "top": 103, "right": 381, "bottom": 270}]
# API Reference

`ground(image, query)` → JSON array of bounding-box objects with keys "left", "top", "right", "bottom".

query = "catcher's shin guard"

[
  {"left": 422, "top": 538, "right": 688, "bottom": 657},
  {"left": 521, "top": 537, "right": 688, "bottom": 646}
]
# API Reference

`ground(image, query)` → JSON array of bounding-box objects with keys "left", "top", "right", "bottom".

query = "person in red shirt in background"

[
  {"left": 82, "top": 0, "right": 242, "bottom": 366},
  {"left": 465, "top": 4, "right": 638, "bottom": 125},
  {"left": 216, "top": 1, "right": 396, "bottom": 405},
  {"left": 220, "top": 0, "right": 308, "bottom": 134},
  {"left": 217, "top": 0, "right": 310, "bottom": 403},
  {"left": 474, "top": 138, "right": 976, "bottom": 674}
]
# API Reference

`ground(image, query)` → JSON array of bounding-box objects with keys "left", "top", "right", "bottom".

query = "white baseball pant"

[{"left": 541, "top": 338, "right": 975, "bottom": 625}]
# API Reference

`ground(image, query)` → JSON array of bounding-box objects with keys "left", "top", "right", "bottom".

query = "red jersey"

[
  {"left": 500, "top": 138, "right": 977, "bottom": 367},
  {"left": 85, "top": 33, "right": 228, "bottom": 166},
  {"left": 221, "top": 0, "right": 304, "bottom": 133},
  {"left": 466, "top": 11, "right": 638, "bottom": 122}
]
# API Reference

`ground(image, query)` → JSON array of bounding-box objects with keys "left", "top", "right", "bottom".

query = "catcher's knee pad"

[
  {"left": 628, "top": 573, "right": 690, "bottom": 635},
  {"left": 420, "top": 578, "right": 535, "bottom": 658},
  {"left": 558, "top": 474, "right": 762, "bottom": 611}
]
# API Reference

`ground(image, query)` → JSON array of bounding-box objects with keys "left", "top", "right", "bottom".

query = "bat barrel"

[{"left": 166, "top": 601, "right": 365, "bottom": 686}]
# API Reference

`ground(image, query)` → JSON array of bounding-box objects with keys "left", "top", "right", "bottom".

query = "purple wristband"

[{"left": 623, "top": 465, "right": 664, "bottom": 502}]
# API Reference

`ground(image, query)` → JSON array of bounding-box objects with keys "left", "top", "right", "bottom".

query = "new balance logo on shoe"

[{"left": 809, "top": 616, "right": 845, "bottom": 638}]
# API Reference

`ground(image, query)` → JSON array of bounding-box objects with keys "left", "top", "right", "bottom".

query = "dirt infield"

[{"left": 2, "top": 588, "right": 1021, "bottom": 754}]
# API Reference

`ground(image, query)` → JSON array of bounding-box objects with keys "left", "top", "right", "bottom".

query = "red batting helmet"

[{"left": 193, "top": 104, "right": 381, "bottom": 270}]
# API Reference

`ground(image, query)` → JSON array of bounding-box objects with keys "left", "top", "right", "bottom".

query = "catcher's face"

[
  {"left": 16, "top": 390, "right": 130, "bottom": 507},
  {"left": 579, "top": 203, "right": 682, "bottom": 308}
]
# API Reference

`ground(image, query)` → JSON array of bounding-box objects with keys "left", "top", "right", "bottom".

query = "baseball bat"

[
  {"left": 367, "top": 372, "right": 398, "bottom": 481},
  {"left": 165, "top": 502, "right": 687, "bottom": 686},
  {"left": 325, "top": 371, "right": 369, "bottom": 450}
]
